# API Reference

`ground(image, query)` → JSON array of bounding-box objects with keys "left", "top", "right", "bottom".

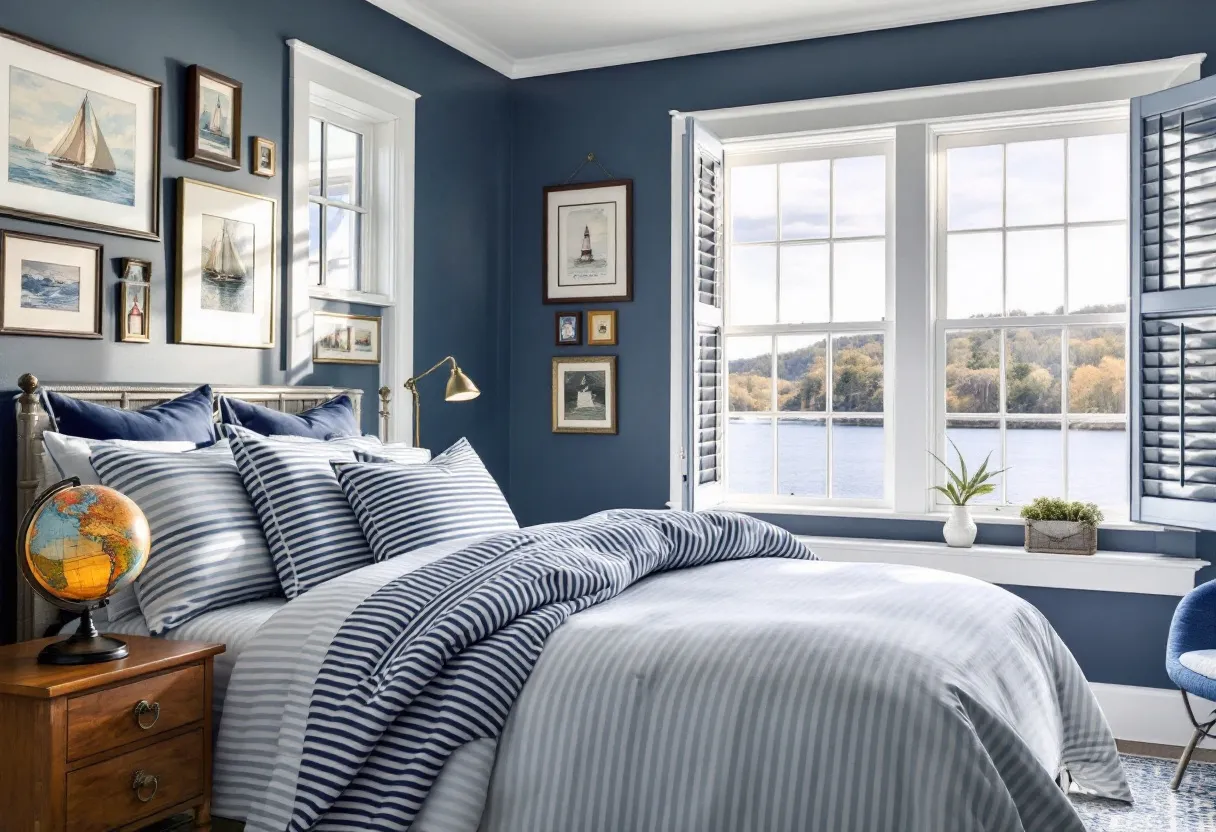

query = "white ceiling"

[{"left": 366, "top": 0, "right": 1094, "bottom": 78}]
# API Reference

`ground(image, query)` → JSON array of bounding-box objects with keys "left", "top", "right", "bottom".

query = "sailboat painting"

[
  {"left": 200, "top": 213, "right": 255, "bottom": 314},
  {"left": 7, "top": 67, "right": 136, "bottom": 207},
  {"left": 187, "top": 66, "right": 241, "bottom": 170},
  {"left": 197, "top": 81, "right": 233, "bottom": 155}
]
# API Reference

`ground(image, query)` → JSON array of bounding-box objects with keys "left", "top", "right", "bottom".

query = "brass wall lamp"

[{"left": 404, "top": 356, "right": 479, "bottom": 447}]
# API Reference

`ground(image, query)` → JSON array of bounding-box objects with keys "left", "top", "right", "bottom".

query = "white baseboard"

[{"left": 1092, "top": 682, "right": 1215, "bottom": 746}]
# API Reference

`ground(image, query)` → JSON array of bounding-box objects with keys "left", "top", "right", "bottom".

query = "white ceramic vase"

[{"left": 943, "top": 504, "right": 977, "bottom": 548}]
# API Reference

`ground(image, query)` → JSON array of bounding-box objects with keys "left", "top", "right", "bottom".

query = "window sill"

[
  {"left": 309, "top": 286, "right": 393, "bottom": 307},
  {"left": 720, "top": 501, "right": 1165, "bottom": 533},
  {"left": 797, "top": 535, "right": 1207, "bottom": 596}
]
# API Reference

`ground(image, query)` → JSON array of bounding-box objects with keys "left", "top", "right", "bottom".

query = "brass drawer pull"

[
  {"left": 131, "top": 769, "right": 159, "bottom": 803},
  {"left": 133, "top": 699, "right": 160, "bottom": 730}
]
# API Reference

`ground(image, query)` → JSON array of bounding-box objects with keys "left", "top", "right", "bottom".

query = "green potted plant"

[
  {"left": 929, "top": 439, "right": 1007, "bottom": 548},
  {"left": 1019, "top": 498, "right": 1103, "bottom": 555}
]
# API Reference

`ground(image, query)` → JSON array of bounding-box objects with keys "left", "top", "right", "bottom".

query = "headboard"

[{"left": 12, "top": 373, "right": 390, "bottom": 641}]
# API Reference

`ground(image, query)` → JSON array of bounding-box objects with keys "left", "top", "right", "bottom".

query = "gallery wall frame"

[
  {"left": 313, "top": 310, "right": 381, "bottom": 365},
  {"left": 186, "top": 64, "right": 242, "bottom": 171},
  {"left": 552, "top": 354, "right": 618, "bottom": 435},
  {"left": 0, "top": 230, "right": 103, "bottom": 339},
  {"left": 543, "top": 179, "right": 633, "bottom": 304}
]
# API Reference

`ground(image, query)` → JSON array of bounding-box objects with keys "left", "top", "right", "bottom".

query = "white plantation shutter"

[
  {"left": 686, "top": 118, "right": 726, "bottom": 511},
  {"left": 1132, "top": 75, "right": 1216, "bottom": 530}
]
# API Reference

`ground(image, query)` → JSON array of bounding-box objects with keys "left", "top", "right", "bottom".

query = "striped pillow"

[
  {"left": 226, "top": 426, "right": 385, "bottom": 597},
  {"left": 90, "top": 444, "right": 280, "bottom": 634},
  {"left": 336, "top": 438, "right": 518, "bottom": 561}
]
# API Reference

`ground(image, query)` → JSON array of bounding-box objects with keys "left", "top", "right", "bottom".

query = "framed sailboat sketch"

[
  {"left": 0, "top": 29, "right": 161, "bottom": 239},
  {"left": 552, "top": 355, "right": 618, "bottom": 435},
  {"left": 543, "top": 180, "right": 632, "bottom": 304},
  {"left": 0, "top": 230, "right": 102, "bottom": 339},
  {"left": 176, "top": 178, "right": 275, "bottom": 348},
  {"left": 186, "top": 65, "right": 241, "bottom": 171}
]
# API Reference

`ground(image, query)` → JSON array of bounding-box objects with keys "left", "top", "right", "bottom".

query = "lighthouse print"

[{"left": 561, "top": 202, "right": 614, "bottom": 283}]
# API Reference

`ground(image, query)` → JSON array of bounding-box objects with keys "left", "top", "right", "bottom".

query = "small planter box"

[{"left": 1024, "top": 520, "right": 1097, "bottom": 556}]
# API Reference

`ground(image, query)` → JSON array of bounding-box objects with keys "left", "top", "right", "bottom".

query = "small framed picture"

[
  {"left": 552, "top": 355, "right": 617, "bottom": 435},
  {"left": 313, "top": 311, "right": 381, "bottom": 364},
  {"left": 543, "top": 180, "right": 632, "bottom": 303},
  {"left": 120, "top": 280, "right": 150, "bottom": 343},
  {"left": 0, "top": 230, "right": 102, "bottom": 339},
  {"left": 586, "top": 309, "right": 617, "bottom": 346},
  {"left": 186, "top": 65, "right": 241, "bottom": 171},
  {"left": 252, "top": 137, "right": 276, "bottom": 178},
  {"left": 555, "top": 311, "right": 581, "bottom": 345}
]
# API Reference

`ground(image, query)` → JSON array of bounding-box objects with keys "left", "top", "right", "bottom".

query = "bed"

[{"left": 13, "top": 378, "right": 1131, "bottom": 832}]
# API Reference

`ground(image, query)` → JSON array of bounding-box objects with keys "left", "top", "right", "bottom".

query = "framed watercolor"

[
  {"left": 552, "top": 355, "right": 618, "bottom": 435},
  {"left": 555, "top": 310, "right": 580, "bottom": 346},
  {"left": 0, "top": 28, "right": 161, "bottom": 240},
  {"left": 543, "top": 179, "right": 632, "bottom": 303},
  {"left": 186, "top": 65, "right": 241, "bottom": 171},
  {"left": 176, "top": 177, "right": 276, "bottom": 349},
  {"left": 252, "top": 136, "right": 276, "bottom": 177},
  {"left": 313, "top": 311, "right": 380, "bottom": 365},
  {"left": 586, "top": 309, "right": 617, "bottom": 346},
  {"left": 119, "top": 280, "right": 149, "bottom": 343},
  {"left": 0, "top": 230, "right": 102, "bottom": 339}
]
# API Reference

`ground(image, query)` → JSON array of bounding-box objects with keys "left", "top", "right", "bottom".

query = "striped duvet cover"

[{"left": 214, "top": 510, "right": 1130, "bottom": 832}]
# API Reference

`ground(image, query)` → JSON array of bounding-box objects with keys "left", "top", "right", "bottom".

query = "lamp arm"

[{"left": 403, "top": 356, "right": 456, "bottom": 448}]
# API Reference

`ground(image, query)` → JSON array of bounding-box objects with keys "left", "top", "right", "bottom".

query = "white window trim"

[
  {"left": 669, "top": 54, "right": 1205, "bottom": 520},
  {"left": 801, "top": 535, "right": 1207, "bottom": 596},
  {"left": 288, "top": 39, "right": 418, "bottom": 443}
]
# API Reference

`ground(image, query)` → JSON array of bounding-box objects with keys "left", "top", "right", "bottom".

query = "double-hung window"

[
  {"left": 723, "top": 137, "right": 894, "bottom": 505},
  {"left": 308, "top": 111, "right": 371, "bottom": 292},
  {"left": 935, "top": 121, "right": 1130, "bottom": 512}
]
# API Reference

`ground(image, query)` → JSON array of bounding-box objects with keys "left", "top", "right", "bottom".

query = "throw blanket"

[{"left": 288, "top": 510, "right": 810, "bottom": 830}]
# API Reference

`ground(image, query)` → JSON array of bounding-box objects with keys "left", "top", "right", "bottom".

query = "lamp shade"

[{"left": 445, "top": 366, "right": 480, "bottom": 402}]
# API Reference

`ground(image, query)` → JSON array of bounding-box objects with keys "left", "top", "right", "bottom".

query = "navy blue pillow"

[
  {"left": 218, "top": 393, "right": 359, "bottom": 439},
  {"left": 42, "top": 385, "right": 216, "bottom": 444}
]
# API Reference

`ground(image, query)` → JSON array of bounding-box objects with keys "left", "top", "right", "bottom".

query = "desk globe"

[{"left": 18, "top": 477, "right": 150, "bottom": 664}]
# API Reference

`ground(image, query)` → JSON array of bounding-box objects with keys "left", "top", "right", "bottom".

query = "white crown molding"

[
  {"left": 363, "top": 0, "right": 515, "bottom": 77},
  {"left": 364, "top": 0, "right": 1096, "bottom": 79}
]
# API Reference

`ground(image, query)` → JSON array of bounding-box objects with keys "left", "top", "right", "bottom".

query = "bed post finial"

[
  {"left": 378, "top": 386, "right": 391, "bottom": 442},
  {"left": 18, "top": 373, "right": 38, "bottom": 400}
]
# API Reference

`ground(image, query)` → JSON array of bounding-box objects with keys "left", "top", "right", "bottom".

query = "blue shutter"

[{"left": 1132, "top": 75, "right": 1216, "bottom": 529}]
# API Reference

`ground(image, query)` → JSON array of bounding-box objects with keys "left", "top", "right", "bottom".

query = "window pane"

[
  {"left": 945, "top": 418, "right": 1002, "bottom": 504},
  {"left": 731, "top": 165, "right": 777, "bottom": 243},
  {"left": 308, "top": 118, "right": 322, "bottom": 197},
  {"left": 832, "top": 417, "right": 884, "bottom": 499},
  {"left": 832, "top": 240, "right": 885, "bottom": 322},
  {"left": 777, "top": 417, "right": 827, "bottom": 496},
  {"left": 1068, "top": 420, "right": 1128, "bottom": 507},
  {"left": 1006, "top": 229, "right": 1064, "bottom": 316},
  {"left": 1068, "top": 225, "right": 1128, "bottom": 313},
  {"left": 308, "top": 202, "right": 321, "bottom": 285},
  {"left": 728, "top": 415, "right": 773, "bottom": 494},
  {"left": 779, "top": 244, "right": 829, "bottom": 323},
  {"left": 780, "top": 161, "right": 829, "bottom": 240},
  {"left": 326, "top": 123, "right": 362, "bottom": 204},
  {"left": 1067, "top": 134, "right": 1127, "bottom": 223},
  {"left": 325, "top": 206, "right": 361, "bottom": 291},
  {"left": 832, "top": 333, "right": 884, "bottom": 413},
  {"left": 1005, "top": 328, "right": 1062, "bottom": 414},
  {"left": 1068, "top": 326, "right": 1126, "bottom": 414},
  {"left": 832, "top": 155, "right": 885, "bottom": 238},
  {"left": 727, "top": 336, "right": 772, "bottom": 413},
  {"left": 777, "top": 334, "right": 826, "bottom": 412},
  {"left": 1006, "top": 420, "right": 1063, "bottom": 505},
  {"left": 1005, "top": 139, "right": 1064, "bottom": 227},
  {"left": 945, "top": 329, "right": 1000, "bottom": 413},
  {"left": 947, "top": 145, "right": 1003, "bottom": 231},
  {"left": 729, "top": 245, "right": 777, "bottom": 325},
  {"left": 947, "top": 232, "right": 1002, "bottom": 319}
]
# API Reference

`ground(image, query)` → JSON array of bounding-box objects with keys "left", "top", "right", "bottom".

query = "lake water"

[
  {"left": 7, "top": 143, "right": 135, "bottom": 207},
  {"left": 727, "top": 420, "right": 1128, "bottom": 508}
]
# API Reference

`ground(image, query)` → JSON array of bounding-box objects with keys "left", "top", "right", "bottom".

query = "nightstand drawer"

[
  {"left": 65, "top": 728, "right": 204, "bottom": 832},
  {"left": 67, "top": 663, "right": 204, "bottom": 761}
]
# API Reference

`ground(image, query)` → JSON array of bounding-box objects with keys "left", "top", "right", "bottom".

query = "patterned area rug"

[{"left": 1071, "top": 754, "right": 1216, "bottom": 831}]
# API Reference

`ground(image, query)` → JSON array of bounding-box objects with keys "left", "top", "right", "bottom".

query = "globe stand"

[{"left": 38, "top": 608, "right": 129, "bottom": 665}]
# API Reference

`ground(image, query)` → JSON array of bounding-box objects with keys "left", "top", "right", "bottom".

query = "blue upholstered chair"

[{"left": 1166, "top": 578, "right": 1216, "bottom": 790}]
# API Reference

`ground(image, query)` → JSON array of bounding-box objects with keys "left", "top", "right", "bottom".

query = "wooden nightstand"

[{"left": 0, "top": 635, "right": 225, "bottom": 832}]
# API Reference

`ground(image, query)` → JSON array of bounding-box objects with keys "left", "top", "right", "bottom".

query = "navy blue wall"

[
  {"left": 0, "top": 0, "right": 512, "bottom": 640},
  {"left": 507, "top": 0, "right": 1216, "bottom": 687}
]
